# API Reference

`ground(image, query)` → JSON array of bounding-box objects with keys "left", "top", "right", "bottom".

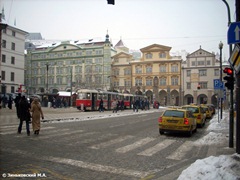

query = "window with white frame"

[
  {"left": 145, "top": 53, "right": 152, "bottom": 59},
  {"left": 124, "top": 69, "right": 131, "bottom": 75},
  {"left": 159, "top": 65, "right": 166, "bottom": 72},
  {"left": 199, "top": 82, "right": 207, "bottom": 89},
  {"left": 187, "top": 82, "right": 191, "bottom": 89},
  {"left": 171, "top": 77, "right": 178, "bottom": 85},
  {"left": 146, "top": 79, "right": 152, "bottom": 86},
  {"left": 187, "top": 70, "right": 191, "bottom": 77},
  {"left": 171, "top": 64, "right": 178, "bottom": 72},
  {"left": 159, "top": 52, "right": 166, "bottom": 58},
  {"left": 135, "top": 78, "right": 142, "bottom": 86},
  {"left": 199, "top": 69, "right": 207, "bottom": 76},
  {"left": 135, "top": 66, "right": 142, "bottom": 74},
  {"left": 146, "top": 66, "right": 152, "bottom": 73},
  {"left": 95, "top": 66, "right": 102, "bottom": 73},
  {"left": 159, "top": 77, "right": 166, "bottom": 85},
  {"left": 214, "top": 69, "right": 219, "bottom": 76},
  {"left": 57, "top": 77, "right": 62, "bottom": 84}
]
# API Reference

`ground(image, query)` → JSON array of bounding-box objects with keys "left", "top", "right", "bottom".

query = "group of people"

[
  {"left": 0, "top": 95, "right": 14, "bottom": 109},
  {"left": 111, "top": 99, "right": 125, "bottom": 113},
  {"left": 132, "top": 99, "right": 150, "bottom": 112},
  {"left": 15, "top": 93, "right": 44, "bottom": 136}
]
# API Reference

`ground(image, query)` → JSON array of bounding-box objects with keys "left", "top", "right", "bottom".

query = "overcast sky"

[{"left": 1, "top": 0, "right": 236, "bottom": 58}]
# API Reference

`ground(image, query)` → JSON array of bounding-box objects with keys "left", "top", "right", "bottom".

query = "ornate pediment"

[{"left": 140, "top": 44, "right": 172, "bottom": 53}]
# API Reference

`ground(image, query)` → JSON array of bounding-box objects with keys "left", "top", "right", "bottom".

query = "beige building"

[
  {"left": 112, "top": 43, "right": 182, "bottom": 106},
  {"left": 182, "top": 46, "right": 227, "bottom": 106}
]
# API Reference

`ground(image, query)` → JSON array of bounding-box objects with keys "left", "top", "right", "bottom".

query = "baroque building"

[
  {"left": 182, "top": 46, "right": 228, "bottom": 106},
  {"left": 112, "top": 43, "right": 182, "bottom": 106},
  {"left": 25, "top": 34, "right": 116, "bottom": 94}
]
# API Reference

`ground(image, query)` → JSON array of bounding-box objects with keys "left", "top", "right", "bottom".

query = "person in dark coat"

[
  {"left": 8, "top": 96, "right": 13, "bottom": 109},
  {"left": 15, "top": 93, "right": 21, "bottom": 118},
  {"left": 99, "top": 98, "right": 104, "bottom": 112},
  {"left": 18, "top": 96, "right": 31, "bottom": 136}
]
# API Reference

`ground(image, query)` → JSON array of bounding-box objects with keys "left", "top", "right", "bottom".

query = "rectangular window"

[
  {"left": 160, "top": 78, "right": 166, "bottom": 86},
  {"left": 171, "top": 65, "right": 178, "bottom": 72},
  {"left": 145, "top": 53, "right": 152, "bottom": 59},
  {"left": 171, "top": 77, "right": 178, "bottom": 85},
  {"left": 12, "top": 31, "right": 16, "bottom": 36},
  {"left": 207, "top": 61, "right": 211, "bottom": 65},
  {"left": 11, "top": 43, "right": 15, "bottom": 50},
  {"left": 11, "top": 56, "right": 15, "bottom": 64},
  {"left": 159, "top": 53, "right": 166, "bottom": 58},
  {"left": 146, "top": 79, "right": 152, "bottom": 86},
  {"left": 187, "top": 70, "right": 191, "bottom": 77},
  {"left": 199, "top": 82, "right": 207, "bottom": 89},
  {"left": 11, "top": 72, "right": 14, "bottom": 81},
  {"left": 187, "top": 82, "right": 191, "bottom": 89},
  {"left": 146, "top": 66, "right": 152, "bottom": 73},
  {"left": 191, "top": 61, "right": 196, "bottom": 66},
  {"left": 199, "top": 69, "right": 207, "bottom": 76},
  {"left": 2, "top": 40, "right": 6, "bottom": 48},
  {"left": 86, "top": 50, "right": 92, "bottom": 55},
  {"left": 95, "top": 50, "right": 103, "bottom": 55},
  {"left": 124, "top": 69, "right": 131, "bottom": 75},
  {"left": 135, "top": 67, "right": 142, "bottom": 74},
  {"left": 214, "top": 69, "right": 220, "bottom": 76},
  {"left": 1, "top": 71, "right": 5, "bottom": 80},
  {"left": 135, "top": 79, "right": 142, "bottom": 86},
  {"left": 198, "top": 61, "right": 204, "bottom": 66},
  {"left": 2, "top": 54, "right": 6, "bottom": 63},
  {"left": 124, "top": 80, "right": 131, "bottom": 87},
  {"left": 11, "top": 86, "right": 15, "bottom": 93},
  {"left": 57, "top": 77, "right": 62, "bottom": 84},
  {"left": 159, "top": 65, "right": 166, "bottom": 72}
]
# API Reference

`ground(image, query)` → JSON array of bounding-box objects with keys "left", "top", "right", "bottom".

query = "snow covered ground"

[{"left": 178, "top": 111, "right": 240, "bottom": 180}]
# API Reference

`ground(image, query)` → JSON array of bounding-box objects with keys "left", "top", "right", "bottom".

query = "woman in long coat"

[{"left": 31, "top": 98, "right": 44, "bottom": 135}]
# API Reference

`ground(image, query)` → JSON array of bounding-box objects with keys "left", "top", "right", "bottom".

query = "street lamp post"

[
  {"left": 219, "top": 41, "right": 223, "bottom": 119},
  {"left": 45, "top": 62, "right": 49, "bottom": 94}
]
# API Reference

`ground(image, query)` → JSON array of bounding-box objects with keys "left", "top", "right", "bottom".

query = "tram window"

[
  {"left": 86, "top": 93, "right": 91, "bottom": 99},
  {"left": 102, "top": 94, "right": 107, "bottom": 100},
  {"left": 98, "top": 94, "right": 103, "bottom": 100}
]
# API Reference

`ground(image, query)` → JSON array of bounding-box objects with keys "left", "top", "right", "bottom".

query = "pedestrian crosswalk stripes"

[
  {"left": 137, "top": 139, "right": 175, "bottom": 156},
  {"left": 116, "top": 137, "right": 155, "bottom": 153},
  {"left": 166, "top": 141, "right": 194, "bottom": 160},
  {"left": 89, "top": 135, "right": 134, "bottom": 149},
  {"left": 1, "top": 125, "right": 197, "bottom": 161}
]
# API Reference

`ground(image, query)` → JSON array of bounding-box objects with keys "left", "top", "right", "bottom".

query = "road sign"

[
  {"left": 229, "top": 44, "right": 240, "bottom": 73},
  {"left": 213, "top": 79, "right": 224, "bottom": 90},
  {"left": 228, "top": 22, "right": 240, "bottom": 44}
]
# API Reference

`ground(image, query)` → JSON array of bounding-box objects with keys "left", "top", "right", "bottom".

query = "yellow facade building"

[{"left": 112, "top": 43, "right": 182, "bottom": 106}]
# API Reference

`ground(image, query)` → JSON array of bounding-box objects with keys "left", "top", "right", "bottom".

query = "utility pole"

[{"left": 236, "top": 0, "right": 240, "bottom": 154}]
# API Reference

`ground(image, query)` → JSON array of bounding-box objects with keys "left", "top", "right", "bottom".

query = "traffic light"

[
  {"left": 107, "top": 0, "right": 115, "bottom": 5},
  {"left": 223, "top": 67, "right": 234, "bottom": 90}
]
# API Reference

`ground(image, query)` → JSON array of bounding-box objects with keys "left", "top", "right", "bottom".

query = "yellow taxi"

[
  {"left": 200, "top": 104, "right": 213, "bottom": 119},
  {"left": 181, "top": 105, "right": 206, "bottom": 128},
  {"left": 158, "top": 108, "right": 197, "bottom": 136}
]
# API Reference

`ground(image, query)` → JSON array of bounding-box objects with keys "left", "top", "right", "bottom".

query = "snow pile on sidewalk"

[{"left": 178, "top": 111, "right": 240, "bottom": 180}]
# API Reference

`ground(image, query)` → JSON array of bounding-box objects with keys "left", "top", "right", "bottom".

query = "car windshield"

[
  {"left": 182, "top": 107, "right": 199, "bottom": 113},
  {"left": 163, "top": 110, "right": 184, "bottom": 118}
]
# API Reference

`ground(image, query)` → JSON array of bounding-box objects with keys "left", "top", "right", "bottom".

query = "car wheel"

[{"left": 159, "top": 130, "right": 164, "bottom": 135}]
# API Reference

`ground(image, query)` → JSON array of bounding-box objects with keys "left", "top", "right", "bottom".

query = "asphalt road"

[{"left": 0, "top": 107, "right": 235, "bottom": 180}]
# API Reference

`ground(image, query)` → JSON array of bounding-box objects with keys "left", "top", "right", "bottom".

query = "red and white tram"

[{"left": 75, "top": 89, "right": 147, "bottom": 111}]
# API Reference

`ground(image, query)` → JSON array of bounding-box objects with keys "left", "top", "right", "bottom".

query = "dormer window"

[
  {"left": 159, "top": 52, "right": 166, "bottom": 58},
  {"left": 145, "top": 53, "right": 152, "bottom": 59}
]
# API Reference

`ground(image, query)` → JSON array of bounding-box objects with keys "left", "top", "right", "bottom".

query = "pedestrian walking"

[
  {"left": 121, "top": 99, "right": 124, "bottom": 111},
  {"left": 112, "top": 99, "right": 118, "bottom": 113},
  {"left": 18, "top": 96, "right": 31, "bottom": 136},
  {"left": 134, "top": 98, "right": 140, "bottom": 112},
  {"left": 8, "top": 95, "right": 13, "bottom": 110},
  {"left": 31, "top": 98, "right": 44, "bottom": 135},
  {"left": 15, "top": 93, "right": 21, "bottom": 118},
  {"left": 99, "top": 98, "right": 104, "bottom": 112}
]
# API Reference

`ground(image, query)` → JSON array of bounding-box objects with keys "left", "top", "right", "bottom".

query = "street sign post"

[
  {"left": 228, "top": 22, "right": 240, "bottom": 44},
  {"left": 214, "top": 79, "right": 224, "bottom": 90}
]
